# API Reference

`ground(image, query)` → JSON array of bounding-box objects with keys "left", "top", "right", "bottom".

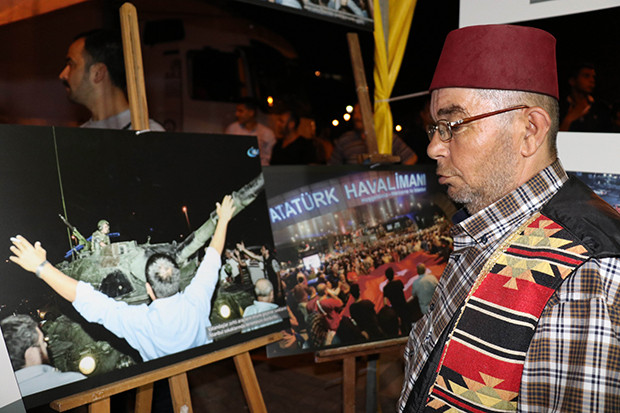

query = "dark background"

[{"left": 226, "top": 1, "right": 620, "bottom": 152}]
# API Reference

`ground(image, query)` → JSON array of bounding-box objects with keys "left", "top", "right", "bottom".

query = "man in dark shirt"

[
  {"left": 270, "top": 107, "right": 317, "bottom": 165},
  {"left": 559, "top": 63, "right": 612, "bottom": 132},
  {"left": 382, "top": 267, "right": 410, "bottom": 334},
  {"left": 349, "top": 284, "right": 384, "bottom": 340}
]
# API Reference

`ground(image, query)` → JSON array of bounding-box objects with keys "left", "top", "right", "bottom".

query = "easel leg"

[
  {"left": 88, "top": 397, "right": 110, "bottom": 413},
  {"left": 135, "top": 383, "right": 154, "bottom": 413},
  {"left": 169, "top": 373, "right": 193, "bottom": 413},
  {"left": 366, "top": 357, "right": 378, "bottom": 413},
  {"left": 233, "top": 351, "right": 267, "bottom": 413},
  {"left": 343, "top": 356, "right": 356, "bottom": 413}
]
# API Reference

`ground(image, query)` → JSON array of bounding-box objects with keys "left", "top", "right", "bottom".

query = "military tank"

[{"left": 42, "top": 174, "right": 264, "bottom": 376}]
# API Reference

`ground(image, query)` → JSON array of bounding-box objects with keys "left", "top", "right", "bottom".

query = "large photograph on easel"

[
  {"left": 263, "top": 165, "right": 455, "bottom": 357},
  {"left": 0, "top": 125, "right": 286, "bottom": 408}
]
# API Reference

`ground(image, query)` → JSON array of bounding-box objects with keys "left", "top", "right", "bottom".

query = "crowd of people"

[
  {"left": 225, "top": 98, "right": 423, "bottom": 166},
  {"left": 273, "top": 219, "right": 451, "bottom": 351},
  {"left": 225, "top": 61, "right": 620, "bottom": 166}
]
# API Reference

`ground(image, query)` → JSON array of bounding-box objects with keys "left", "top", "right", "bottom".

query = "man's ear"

[
  {"left": 89, "top": 62, "right": 107, "bottom": 84},
  {"left": 521, "top": 106, "right": 551, "bottom": 158},
  {"left": 145, "top": 282, "right": 157, "bottom": 301}
]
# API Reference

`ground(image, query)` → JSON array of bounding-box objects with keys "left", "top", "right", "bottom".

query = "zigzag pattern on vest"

[{"left": 425, "top": 213, "right": 589, "bottom": 412}]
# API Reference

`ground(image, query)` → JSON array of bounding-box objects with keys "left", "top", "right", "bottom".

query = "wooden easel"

[
  {"left": 315, "top": 337, "right": 407, "bottom": 413},
  {"left": 346, "top": 33, "right": 400, "bottom": 165},
  {"left": 120, "top": 2, "right": 150, "bottom": 131},
  {"left": 50, "top": 332, "right": 282, "bottom": 413}
]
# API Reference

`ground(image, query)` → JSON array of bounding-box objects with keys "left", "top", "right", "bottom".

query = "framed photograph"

[
  {"left": 233, "top": 0, "right": 373, "bottom": 30},
  {"left": 262, "top": 165, "right": 456, "bottom": 357},
  {"left": 0, "top": 125, "right": 286, "bottom": 408},
  {"left": 460, "top": 0, "right": 619, "bottom": 27}
]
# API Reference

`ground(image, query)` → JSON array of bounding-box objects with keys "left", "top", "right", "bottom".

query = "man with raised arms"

[{"left": 9, "top": 196, "right": 235, "bottom": 362}]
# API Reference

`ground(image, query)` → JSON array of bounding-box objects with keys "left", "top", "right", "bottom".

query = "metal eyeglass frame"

[{"left": 426, "top": 105, "right": 530, "bottom": 142}]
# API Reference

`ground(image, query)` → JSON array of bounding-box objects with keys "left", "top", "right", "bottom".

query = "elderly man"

[
  {"left": 242, "top": 278, "right": 281, "bottom": 332},
  {"left": 59, "top": 29, "right": 164, "bottom": 131},
  {"left": 399, "top": 25, "right": 620, "bottom": 412}
]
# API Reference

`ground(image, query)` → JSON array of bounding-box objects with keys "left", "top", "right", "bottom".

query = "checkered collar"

[{"left": 450, "top": 159, "right": 569, "bottom": 248}]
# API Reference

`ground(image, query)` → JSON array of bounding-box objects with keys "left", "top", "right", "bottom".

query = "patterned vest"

[{"left": 425, "top": 212, "right": 590, "bottom": 412}]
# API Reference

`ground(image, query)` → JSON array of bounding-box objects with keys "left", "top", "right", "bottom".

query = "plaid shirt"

[{"left": 398, "top": 159, "right": 620, "bottom": 412}]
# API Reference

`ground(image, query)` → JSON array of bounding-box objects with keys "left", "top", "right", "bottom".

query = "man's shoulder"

[
  {"left": 334, "top": 130, "right": 363, "bottom": 145},
  {"left": 147, "top": 118, "right": 166, "bottom": 132},
  {"left": 80, "top": 109, "right": 164, "bottom": 131},
  {"left": 259, "top": 301, "right": 279, "bottom": 310},
  {"left": 243, "top": 303, "right": 260, "bottom": 315},
  {"left": 322, "top": 297, "right": 341, "bottom": 307},
  {"left": 256, "top": 123, "right": 275, "bottom": 137},
  {"left": 16, "top": 365, "right": 85, "bottom": 395},
  {"left": 542, "top": 175, "right": 620, "bottom": 258},
  {"left": 307, "top": 297, "right": 319, "bottom": 309},
  {"left": 225, "top": 122, "right": 242, "bottom": 134},
  {"left": 391, "top": 134, "right": 416, "bottom": 160}
]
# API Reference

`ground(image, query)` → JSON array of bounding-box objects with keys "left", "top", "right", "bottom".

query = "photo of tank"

[
  {"left": 42, "top": 174, "right": 264, "bottom": 377},
  {"left": 0, "top": 125, "right": 283, "bottom": 407}
]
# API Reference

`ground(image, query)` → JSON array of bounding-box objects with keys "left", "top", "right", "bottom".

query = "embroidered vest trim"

[{"left": 425, "top": 213, "right": 590, "bottom": 412}]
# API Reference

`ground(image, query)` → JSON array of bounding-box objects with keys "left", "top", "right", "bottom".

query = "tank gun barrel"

[
  {"left": 59, "top": 214, "right": 90, "bottom": 249},
  {"left": 59, "top": 214, "right": 75, "bottom": 232},
  {"left": 175, "top": 173, "right": 264, "bottom": 263}
]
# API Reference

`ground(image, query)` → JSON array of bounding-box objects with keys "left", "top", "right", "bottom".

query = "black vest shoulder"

[{"left": 541, "top": 176, "right": 620, "bottom": 258}]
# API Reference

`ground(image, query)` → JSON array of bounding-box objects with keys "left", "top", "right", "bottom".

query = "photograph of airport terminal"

[
  {"left": 263, "top": 166, "right": 454, "bottom": 356},
  {"left": 0, "top": 125, "right": 284, "bottom": 408}
]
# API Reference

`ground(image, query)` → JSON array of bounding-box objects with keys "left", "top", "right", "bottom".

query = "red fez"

[{"left": 430, "top": 24, "right": 558, "bottom": 100}]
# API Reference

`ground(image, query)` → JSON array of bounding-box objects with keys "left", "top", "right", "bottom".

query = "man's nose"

[
  {"left": 426, "top": 132, "right": 448, "bottom": 160},
  {"left": 59, "top": 66, "right": 69, "bottom": 81}
]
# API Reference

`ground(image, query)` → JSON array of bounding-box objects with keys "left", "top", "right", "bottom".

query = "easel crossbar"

[
  {"left": 314, "top": 337, "right": 407, "bottom": 363},
  {"left": 50, "top": 332, "right": 282, "bottom": 411}
]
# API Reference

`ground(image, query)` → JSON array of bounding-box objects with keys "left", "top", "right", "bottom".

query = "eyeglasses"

[{"left": 426, "top": 105, "right": 529, "bottom": 143}]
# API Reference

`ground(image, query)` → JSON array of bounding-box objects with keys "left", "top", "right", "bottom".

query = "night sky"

[{"left": 0, "top": 125, "right": 270, "bottom": 315}]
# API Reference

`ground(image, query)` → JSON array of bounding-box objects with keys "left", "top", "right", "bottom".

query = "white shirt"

[
  {"left": 225, "top": 122, "right": 276, "bottom": 166},
  {"left": 81, "top": 109, "right": 165, "bottom": 131}
]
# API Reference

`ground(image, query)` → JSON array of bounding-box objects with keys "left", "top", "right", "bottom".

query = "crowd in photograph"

[{"left": 275, "top": 218, "right": 452, "bottom": 351}]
